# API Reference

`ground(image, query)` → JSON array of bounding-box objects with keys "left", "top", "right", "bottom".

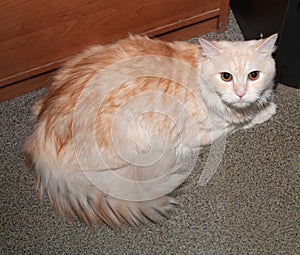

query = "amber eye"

[
  {"left": 248, "top": 71, "right": 259, "bottom": 81},
  {"left": 221, "top": 72, "right": 233, "bottom": 82}
]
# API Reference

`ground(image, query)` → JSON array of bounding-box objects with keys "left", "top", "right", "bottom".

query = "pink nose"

[{"left": 236, "top": 91, "right": 246, "bottom": 99}]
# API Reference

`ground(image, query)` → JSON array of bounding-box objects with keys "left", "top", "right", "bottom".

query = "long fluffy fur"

[{"left": 25, "top": 35, "right": 277, "bottom": 228}]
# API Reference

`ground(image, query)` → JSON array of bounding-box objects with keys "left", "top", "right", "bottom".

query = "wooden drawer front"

[{"left": 0, "top": 0, "right": 222, "bottom": 87}]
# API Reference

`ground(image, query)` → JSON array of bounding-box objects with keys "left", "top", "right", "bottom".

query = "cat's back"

[
  {"left": 115, "top": 35, "right": 198, "bottom": 62},
  {"left": 60, "top": 35, "right": 199, "bottom": 80},
  {"left": 33, "top": 36, "right": 199, "bottom": 118}
]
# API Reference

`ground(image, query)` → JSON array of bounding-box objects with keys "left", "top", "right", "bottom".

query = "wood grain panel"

[
  {"left": 0, "top": 0, "right": 222, "bottom": 87},
  {"left": 0, "top": 18, "right": 222, "bottom": 102},
  {"left": 0, "top": 0, "right": 230, "bottom": 101},
  {"left": 158, "top": 17, "right": 219, "bottom": 41}
]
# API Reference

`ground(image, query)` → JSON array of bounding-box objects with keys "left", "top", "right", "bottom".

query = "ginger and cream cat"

[{"left": 25, "top": 34, "right": 278, "bottom": 228}]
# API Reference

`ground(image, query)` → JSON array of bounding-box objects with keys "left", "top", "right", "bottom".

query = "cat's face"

[{"left": 198, "top": 35, "right": 277, "bottom": 109}]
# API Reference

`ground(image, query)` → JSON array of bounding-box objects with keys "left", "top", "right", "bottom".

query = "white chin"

[{"left": 230, "top": 100, "right": 251, "bottom": 108}]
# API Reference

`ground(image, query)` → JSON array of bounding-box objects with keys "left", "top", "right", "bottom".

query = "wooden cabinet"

[{"left": 0, "top": 0, "right": 229, "bottom": 101}]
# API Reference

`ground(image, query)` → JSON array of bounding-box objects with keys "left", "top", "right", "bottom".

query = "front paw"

[
  {"left": 243, "top": 102, "right": 277, "bottom": 129},
  {"left": 256, "top": 102, "right": 277, "bottom": 124}
]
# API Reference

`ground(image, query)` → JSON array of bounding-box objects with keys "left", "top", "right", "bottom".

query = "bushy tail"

[
  {"left": 31, "top": 165, "right": 185, "bottom": 228},
  {"left": 25, "top": 136, "right": 195, "bottom": 228},
  {"left": 34, "top": 168, "right": 177, "bottom": 228}
]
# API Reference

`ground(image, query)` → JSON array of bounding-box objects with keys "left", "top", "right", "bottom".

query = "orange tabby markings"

[{"left": 25, "top": 35, "right": 277, "bottom": 228}]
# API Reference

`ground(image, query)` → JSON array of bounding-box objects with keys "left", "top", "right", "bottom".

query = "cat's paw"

[
  {"left": 255, "top": 102, "right": 277, "bottom": 124},
  {"left": 243, "top": 102, "right": 277, "bottom": 129}
]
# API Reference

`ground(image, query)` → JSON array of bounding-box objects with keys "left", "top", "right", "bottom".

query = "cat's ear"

[
  {"left": 255, "top": 34, "right": 278, "bottom": 55},
  {"left": 198, "top": 38, "right": 223, "bottom": 58}
]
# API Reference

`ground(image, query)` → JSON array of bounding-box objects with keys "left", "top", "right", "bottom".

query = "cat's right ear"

[
  {"left": 198, "top": 38, "right": 223, "bottom": 59},
  {"left": 255, "top": 34, "right": 278, "bottom": 55}
]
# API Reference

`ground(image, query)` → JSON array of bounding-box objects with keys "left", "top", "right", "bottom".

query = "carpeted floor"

[{"left": 1, "top": 10, "right": 299, "bottom": 255}]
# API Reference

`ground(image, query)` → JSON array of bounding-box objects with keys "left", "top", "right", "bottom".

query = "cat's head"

[{"left": 198, "top": 34, "right": 277, "bottom": 109}]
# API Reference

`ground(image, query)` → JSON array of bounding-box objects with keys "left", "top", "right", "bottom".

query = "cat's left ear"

[
  {"left": 255, "top": 34, "right": 278, "bottom": 55},
  {"left": 198, "top": 38, "right": 223, "bottom": 58}
]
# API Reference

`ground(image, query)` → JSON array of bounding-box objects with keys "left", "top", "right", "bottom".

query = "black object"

[
  {"left": 276, "top": 0, "right": 300, "bottom": 88},
  {"left": 230, "top": 0, "right": 289, "bottom": 40},
  {"left": 231, "top": 0, "right": 300, "bottom": 88}
]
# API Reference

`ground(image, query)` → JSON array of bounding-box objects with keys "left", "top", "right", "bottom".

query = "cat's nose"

[
  {"left": 236, "top": 91, "right": 246, "bottom": 99},
  {"left": 234, "top": 86, "right": 246, "bottom": 99}
]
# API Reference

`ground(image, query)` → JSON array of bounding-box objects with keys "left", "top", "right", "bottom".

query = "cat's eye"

[
  {"left": 248, "top": 71, "right": 260, "bottom": 81},
  {"left": 220, "top": 72, "right": 233, "bottom": 82}
]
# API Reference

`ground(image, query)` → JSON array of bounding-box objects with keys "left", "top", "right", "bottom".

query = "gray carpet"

[{"left": 1, "top": 10, "right": 299, "bottom": 255}]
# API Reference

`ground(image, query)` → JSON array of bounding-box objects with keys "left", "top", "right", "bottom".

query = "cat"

[{"left": 25, "top": 34, "right": 278, "bottom": 228}]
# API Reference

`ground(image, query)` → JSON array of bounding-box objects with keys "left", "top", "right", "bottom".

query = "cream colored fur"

[{"left": 25, "top": 34, "right": 278, "bottom": 228}]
